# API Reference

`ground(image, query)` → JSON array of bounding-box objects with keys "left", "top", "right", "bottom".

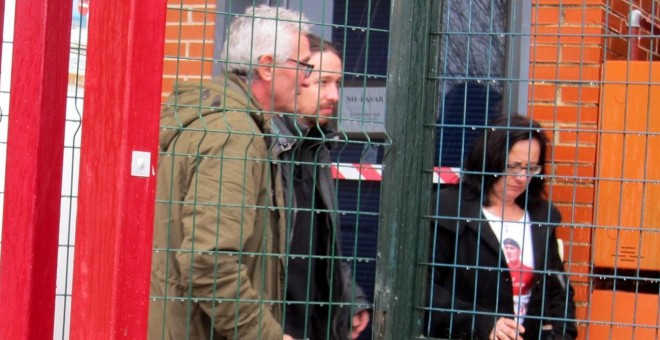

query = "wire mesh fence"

[
  {"left": 422, "top": 1, "right": 660, "bottom": 339},
  {"left": 151, "top": 2, "right": 389, "bottom": 339},
  {"left": 1, "top": 0, "right": 660, "bottom": 339}
]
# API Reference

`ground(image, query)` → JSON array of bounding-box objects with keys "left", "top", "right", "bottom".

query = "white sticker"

[{"left": 131, "top": 151, "right": 151, "bottom": 177}]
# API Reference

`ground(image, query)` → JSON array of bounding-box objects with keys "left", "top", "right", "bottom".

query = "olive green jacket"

[{"left": 149, "top": 73, "right": 286, "bottom": 340}]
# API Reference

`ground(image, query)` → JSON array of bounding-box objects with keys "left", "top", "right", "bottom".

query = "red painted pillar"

[
  {"left": 69, "top": 0, "right": 167, "bottom": 338},
  {"left": 0, "top": 0, "right": 72, "bottom": 339}
]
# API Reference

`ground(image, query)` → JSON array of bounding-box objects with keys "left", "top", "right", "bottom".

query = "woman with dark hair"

[{"left": 426, "top": 115, "right": 577, "bottom": 339}]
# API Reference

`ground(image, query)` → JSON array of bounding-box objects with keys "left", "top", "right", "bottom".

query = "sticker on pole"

[{"left": 131, "top": 151, "right": 151, "bottom": 178}]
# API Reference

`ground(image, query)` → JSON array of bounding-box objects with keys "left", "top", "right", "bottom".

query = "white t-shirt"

[{"left": 482, "top": 208, "right": 535, "bottom": 321}]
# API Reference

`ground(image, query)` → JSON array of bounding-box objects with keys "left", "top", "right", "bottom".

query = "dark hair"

[
  {"left": 462, "top": 115, "right": 549, "bottom": 209},
  {"left": 307, "top": 34, "right": 341, "bottom": 59},
  {"left": 502, "top": 238, "right": 521, "bottom": 249}
]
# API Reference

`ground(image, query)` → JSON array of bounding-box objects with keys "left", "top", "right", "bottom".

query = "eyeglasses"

[
  {"left": 286, "top": 58, "right": 314, "bottom": 78},
  {"left": 506, "top": 162, "right": 543, "bottom": 175}
]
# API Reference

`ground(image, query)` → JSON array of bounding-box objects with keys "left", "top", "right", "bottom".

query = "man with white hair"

[{"left": 149, "top": 5, "right": 312, "bottom": 340}]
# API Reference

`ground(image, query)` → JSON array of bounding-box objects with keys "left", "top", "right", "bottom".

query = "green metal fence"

[{"left": 2, "top": 0, "right": 660, "bottom": 338}]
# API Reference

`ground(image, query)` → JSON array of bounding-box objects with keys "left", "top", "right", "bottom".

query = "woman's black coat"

[{"left": 426, "top": 186, "right": 577, "bottom": 339}]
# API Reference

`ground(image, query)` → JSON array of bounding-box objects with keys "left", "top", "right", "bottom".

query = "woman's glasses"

[{"left": 506, "top": 162, "right": 543, "bottom": 175}]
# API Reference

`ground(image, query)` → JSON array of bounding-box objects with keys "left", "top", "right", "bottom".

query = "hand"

[
  {"left": 283, "top": 334, "right": 294, "bottom": 340},
  {"left": 351, "top": 310, "right": 370, "bottom": 339},
  {"left": 489, "top": 317, "right": 525, "bottom": 340}
]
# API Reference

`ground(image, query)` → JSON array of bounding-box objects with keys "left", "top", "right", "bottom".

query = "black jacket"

[
  {"left": 426, "top": 186, "right": 577, "bottom": 339},
  {"left": 271, "top": 116, "right": 369, "bottom": 340}
]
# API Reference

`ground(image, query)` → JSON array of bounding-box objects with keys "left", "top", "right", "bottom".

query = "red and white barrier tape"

[{"left": 330, "top": 163, "right": 461, "bottom": 184}]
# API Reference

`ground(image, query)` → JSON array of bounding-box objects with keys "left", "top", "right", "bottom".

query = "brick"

[
  {"left": 530, "top": 44, "right": 561, "bottom": 63},
  {"left": 549, "top": 144, "right": 597, "bottom": 163},
  {"left": 559, "top": 65, "right": 602, "bottom": 82},
  {"left": 560, "top": 85, "right": 601, "bottom": 104},
  {"left": 564, "top": 7, "right": 605, "bottom": 25},
  {"left": 554, "top": 163, "right": 596, "bottom": 179},
  {"left": 549, "top": 182, "right": 595, "bottom": 204},
  {"left": 528, "top": 105, "right": 599, "bottom": 124},
  {"left": 567, "top": 205, "right": 597, "bottom": 222},
  {"left": 532, "top": 6, "right": 563, "bottom": 25},
  {"left": 557, "top": 223, "right": 594, "bottom": 242},
  {"left": 572, "top": 283, "right": 590, "bottom": 304},
  {"left": 533, "top": 0, "right": 603, "bottom": 4},
  {"left": 605, "top": 48, "right": 626, "bottom": 60},
  {"left": 529, "top": 83, "right": 558, "bottom": 102},
  {"left": 529, "top": 64, "right": 562, "bottom": 81},
  {"left": 188, "top": 42, "right": 215, "bottom": 59},
  {"left": 165, "top": 24, "right": 215, "bottom": 41},
  {"left": 575, "top": 304, "right": 588, "bottom": 321},
  {"left": 561, "top": 45, "right": 603, "bottom": 63},
  {"left": 639, "top": 33, "right": 655, "bottom": 50},
  {"left": 542, "top": 128, "right": 557, "bottom": 144},
  {"left": 191, "top": 10, "right": 216, "bottom": 23},
  {"left": 166, "top": 7, "right": 189, "bottom": 23},
  {"left": 557, "top": 127, "right": 598, "bottom": 145},
  {"left": 529, "top": 62, "right": 603, "bottom": 83},
  {"left": 641, "top": 0, "right": 659, "bottom": 17},
  {"left": 563, "top": 243, "right": 592, "bottom": 263},
  {"left": 566, "top": 262, "right": 591, "bottom": 283},
  {"left": 164, "top": 41, "right": 185, "bottom": 58},
  {"left": 605, "top": 12, "right": 625, "bottom": 33},
  {"left": 168, "top": 0, "right": 213, "bottom": 5},
  {"left": 606, "top": 35, "right": 630, "bottom": 58},
  {"left": 530, "top": 26, "right": 561, "bottom": 44},
  {"left": 531, "top": 26, "right": 604, "bottom": 45},
  {"left": 637, "top": 48, "right": 651, "bottom": 60},
  {"left": 608, "top": 0, "right": 634, "bottom": 17}
]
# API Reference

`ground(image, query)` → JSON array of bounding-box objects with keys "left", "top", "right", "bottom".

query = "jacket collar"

[
  {"left": 527, "top": 203, "right": 556, "bottom": 269},
  {"left": 271, "top": 115, "right": 297, "bottom": 156},
  {"left": 436, "top": 189, "right": 505, "bottom": 256},
  {"left": 459, "top": 195, "right": 551, "bottom": 264},
  {"left": 270, "top": 115, "right": 340, "bottom": 157},
  {"left": 224, "top": 72, "right": 268, "bottom": 131}
]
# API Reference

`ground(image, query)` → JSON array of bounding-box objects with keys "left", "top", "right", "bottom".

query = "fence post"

[
  {"left": 0, "top": 0, "right": 72, "bottom": 338},
  {"left": 69, "top": 0, "right": 167, "bottom": 338},
  {"left": 374, "top": 0, "right": 439, "bottom": 338}
]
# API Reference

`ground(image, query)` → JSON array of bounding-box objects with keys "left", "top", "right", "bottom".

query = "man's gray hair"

[{"left": 221, "top": 5, "right": 311, "bottom": 74}]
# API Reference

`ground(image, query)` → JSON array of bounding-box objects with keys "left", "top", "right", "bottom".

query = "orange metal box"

[
  {"left": 588, "top": 290, "right": 660, "bottom": 339},
  {"left": 594, "top": 61, "right": 660, "bottom": 271}
]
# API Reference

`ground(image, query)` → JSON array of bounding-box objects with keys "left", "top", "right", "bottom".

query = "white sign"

[
  {"left": 339, "top": 87, "right": 386, "bottom": 134},
  {"left": 70, "top": 0, "right": 88, "bottom": 87}
]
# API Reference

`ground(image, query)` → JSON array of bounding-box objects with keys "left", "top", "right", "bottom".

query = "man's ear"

[{"left": 255, "top": 55, "right": 274, "bottom": 81}]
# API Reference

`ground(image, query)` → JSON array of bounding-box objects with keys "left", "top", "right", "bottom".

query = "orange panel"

[
  {"left": 588, "top": 290, "right": 660, "bottom": 339},
  {"left": 594, "top": 61, "right": 660, "bottom": 271}
]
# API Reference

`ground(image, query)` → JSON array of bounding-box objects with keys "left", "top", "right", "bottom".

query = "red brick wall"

[
  {"left": 162, "top": 0, "right": 216, "bottom": 98},
  {"left": 529, "top": 2, "right": 606, "bottom": 338},
  {"left": 530, "top": 1, "right": 658, "bottom": 338},
  {"left": 605, "top": 0, "right": 660, "bottom": 60}
]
